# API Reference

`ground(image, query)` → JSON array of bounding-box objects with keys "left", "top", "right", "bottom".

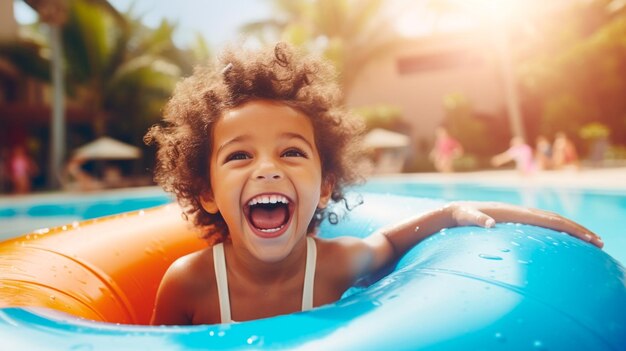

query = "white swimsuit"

[{"left": 212, "top": 236, "right": 317, "bottom": 323}]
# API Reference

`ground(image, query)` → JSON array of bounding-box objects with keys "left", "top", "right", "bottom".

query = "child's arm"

[{"left": 352, "top": 201, "right": 602, "bottom": 281}]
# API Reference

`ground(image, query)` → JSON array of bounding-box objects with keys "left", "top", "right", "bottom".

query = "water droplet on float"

[
  {"left": 527, "top": 235, "right": 544, "bottom": 244},
  {"left": 387, "top": 294, "right": 399, "bottom": 300},
  {"left": 49, "top": 295, "right": 56, "bottom": 301},
  {"left": 494, "top": 332, "right": 506, "bottom": 342},
  {"left": 478, "top": 254, "right": 502, "bottom": 261},
  {"left": 35, "top": 228, "right": 50, "bottom": 234},
  {"left": 500, "top": 248, "right": 511, "bottom": 253},
  {"left": 247, "top": 335, "right": 262, "bottom": 345},
  {"left": 533, "top": 340, "right": 544, "bottom": 349},
  {"left": 70, "top": 344, "right": 93, "bottom": 351}
]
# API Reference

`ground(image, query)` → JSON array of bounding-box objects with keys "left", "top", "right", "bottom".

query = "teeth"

[
  {"left": 248, "top": 194, "right": 289, "bottom": 206},
  {"left": 258, "top": 225, "right": 284, "bottom": 233}
]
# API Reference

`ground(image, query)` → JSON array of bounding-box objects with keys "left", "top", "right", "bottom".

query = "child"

[
  {"left": 534, "top": 135, "right": 553, "bottom": 170},
  {"left": 429, "top": 126, "right": 463, "bottom": 173},
  {"left": 491, "top": 136, "right": 536, "bottom": 175},
  {"left": 146, "top": 43, "right": 602, "bottom": 325},
  {"left": 552, "top": 132, "right": 580, "bottom": 170},
  {"left": 8, "top": 145, "right": 38, "bottom": 194}
]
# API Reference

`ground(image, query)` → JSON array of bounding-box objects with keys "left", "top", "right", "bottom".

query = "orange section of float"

[{"left": 0, "top": 204, "right": 206, "bottom": 324}]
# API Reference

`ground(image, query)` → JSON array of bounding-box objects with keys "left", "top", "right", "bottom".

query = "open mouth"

[{"left": 244, "top": 194, "right": 294, "bottom": 238}]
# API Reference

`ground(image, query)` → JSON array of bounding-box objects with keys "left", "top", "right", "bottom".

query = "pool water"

[
  {"left": 0, "top": 188, "right": 172, "bottom": 241},
  {"left": 359, "top": 179, "right": 626, "bottom": 265},
  {"left": 0, "top": 180, "right": 624, "bottom": 265}
]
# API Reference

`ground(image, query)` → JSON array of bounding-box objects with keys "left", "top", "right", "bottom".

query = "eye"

[
  {"left": 225, "top": 151, "right": 251, "bottom": 162},
  {"left": 282, "top": 148, "right": 308, "bottom": 158}
]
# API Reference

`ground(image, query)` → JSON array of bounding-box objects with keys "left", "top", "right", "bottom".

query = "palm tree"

[
  {"left": 60, "top": 0, "right": 184, "bottom": 138},
  {"left": 241, "top": 0, "right": 407, "bottom": 97},
  {"left": 2, "top": 0, "right": 193, "bottom": 187}
]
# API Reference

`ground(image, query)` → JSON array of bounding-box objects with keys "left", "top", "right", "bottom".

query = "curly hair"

[{"left": 145, "top": 42, "right": 365, "bottom": 244}]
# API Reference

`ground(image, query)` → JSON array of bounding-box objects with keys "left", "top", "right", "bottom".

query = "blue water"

[
  {"left": 0, "top": 188, "right": 172, "bottom": 241},
  {"left": 1, "top": 180, "right": 624, "bottom": 264},
  {"left": 358, "top": 178, "right": 626, "bottom": 265}
]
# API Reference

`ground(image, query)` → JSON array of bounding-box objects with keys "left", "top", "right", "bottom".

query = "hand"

[{"left": 443, "top": 201, "right": 603, "bottom": 248}]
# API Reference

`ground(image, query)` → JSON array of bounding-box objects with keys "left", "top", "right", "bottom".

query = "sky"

[
  {"left": 12, "top": 0, "right": 580, "bottom": 49},
  {"left": 12, "top": 0, "right": 524, "bottom": 49},
  {"left": 14, "top": 0, "right": 274, "bottom": 48}
]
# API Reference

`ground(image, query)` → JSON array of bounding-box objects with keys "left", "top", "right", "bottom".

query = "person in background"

[
  {"left": 8, "top": 145, "right": 38, "bottom": 194},
  {"left": 534, "top": 135, "right": 553, "bottom": 171},
  {"left": 491, "top": 136, "right": 535, "bottom": 176},
  {"left": 429, "top": 126, "right": 464, "bottom": 173},
  {"left": 552, "top": 132, "right": 580, "bottom": 170},
  {"left": 64, "top": 156, "right": 102, "bottom": 191}
]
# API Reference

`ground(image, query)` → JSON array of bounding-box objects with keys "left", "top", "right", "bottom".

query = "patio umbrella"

[
  {"left": 72, "top": 137, "right": 141, "bottom": 160},
  {"left": 363, "top": 128, "right": 410, "bottom": 149}
]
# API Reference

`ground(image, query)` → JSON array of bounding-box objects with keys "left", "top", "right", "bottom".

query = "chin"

[{"left": 246, "top": 232, "right": 298, "bottom": 263}]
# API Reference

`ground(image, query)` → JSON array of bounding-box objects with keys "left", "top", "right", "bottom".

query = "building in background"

[{"left": 347, "top": 30, "right": 505, "bottom": 148}]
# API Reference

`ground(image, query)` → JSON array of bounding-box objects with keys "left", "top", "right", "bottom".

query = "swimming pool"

[
  {"left": 1, "top": 180, "right": 624, "bottom": 265},
  {"left": 360, "top": 178, "right": 626, "bottom": 265},
  {"left": 0, "top": 187, "right": 172, "bottom": 241}
]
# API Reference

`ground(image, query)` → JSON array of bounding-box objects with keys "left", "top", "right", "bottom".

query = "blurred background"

[{"left": 1, "top": 0, "right": 625, "bottom": 194}]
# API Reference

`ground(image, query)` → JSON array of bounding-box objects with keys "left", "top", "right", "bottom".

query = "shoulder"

[
  {"left": 162, "top": 247, "right": 215, "bottom": 291},
  {"left": 159, "top": 248, "right": 215, "bottom": 296},
  {"left": 151, "top": 246, "right": 215, "bottom": 325},
  {"left": 314, "top": 236, "right": 372, "bottom": 284}
]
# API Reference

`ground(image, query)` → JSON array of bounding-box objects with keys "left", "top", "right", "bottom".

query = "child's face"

[{"left": 200, "top": 100, "right": 332, "bottom": 262}]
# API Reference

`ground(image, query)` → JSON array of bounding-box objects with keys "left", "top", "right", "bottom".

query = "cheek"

[
  {"left": 209, "top": 168, "right": 241, "bottom": 211},
  {"left": 298, "top": 176, "right": 323, "bottom": 209}
]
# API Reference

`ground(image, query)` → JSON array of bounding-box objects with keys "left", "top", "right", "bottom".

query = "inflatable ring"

[{"left": 0, "top": 193, "right": 625, "bottom": 350}]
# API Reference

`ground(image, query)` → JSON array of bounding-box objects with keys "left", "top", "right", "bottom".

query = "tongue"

[{"left": 249, "top": 205, "right": 288, "bottom": 230}]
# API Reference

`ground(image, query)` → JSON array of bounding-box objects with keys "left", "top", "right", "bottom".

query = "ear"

[
  {"left": 317, "top": 176, "right": 334, "bottom": 209},
  {"left": 199, "top": 191, "right": 219, "bottom": 214}
]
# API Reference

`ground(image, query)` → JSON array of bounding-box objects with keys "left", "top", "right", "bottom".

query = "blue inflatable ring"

[{"left": 0, "top": 193, "right": 624, "bottom": 350}]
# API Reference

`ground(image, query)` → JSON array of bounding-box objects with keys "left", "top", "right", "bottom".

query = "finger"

[
  {"left": 582, "top": 232, "right": 604, "bottom": 248},
  {"left": 592, "top": 236, "right": 604, "bottom": 248},
  {"left": 456, "top": 207, "right": 495, "bottom": 228},
  {"left": 539, "top": 213, "right": 603, "bottom": 248}
]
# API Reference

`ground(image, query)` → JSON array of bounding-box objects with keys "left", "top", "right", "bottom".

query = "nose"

[{"left": 252, "top": 160, "right": 283, "bottom": 181}]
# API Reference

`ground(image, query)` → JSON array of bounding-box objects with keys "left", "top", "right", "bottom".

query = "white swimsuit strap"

[
  {"left": 301, "top": 236, "right": 317, "bottom": 311},
  {"left": 213, "top": 243, "right": 232, "bottom": 323},
  {"left": 214, "top": 238, "right": 316, "bottom": 324}
]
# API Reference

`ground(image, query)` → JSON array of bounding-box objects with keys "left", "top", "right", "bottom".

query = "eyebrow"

[
  {"left": 217, "top": 135, "right": 251, "bottom": 155},
  {"left": 216, "top": 132, "right": 314, "bottom": 155},
  {"left": 282, "top": 132, "right": 314, "bottom": 150}
]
